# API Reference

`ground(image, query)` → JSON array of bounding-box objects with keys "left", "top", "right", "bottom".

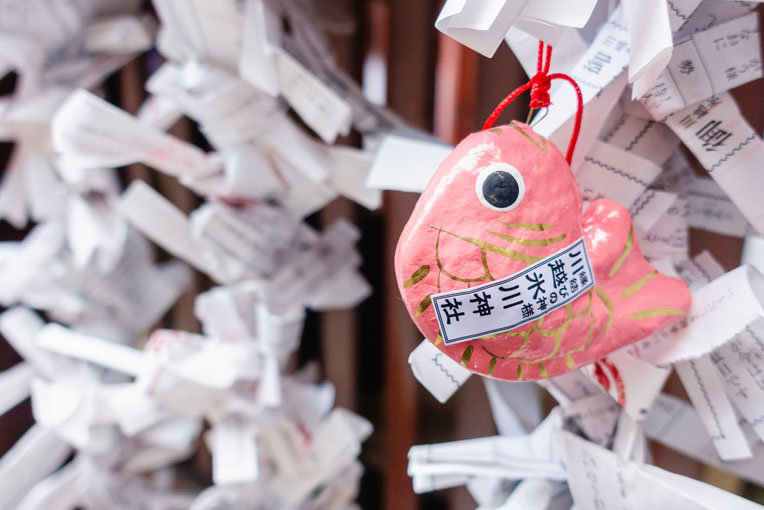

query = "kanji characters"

[
  {"left": 548, "top": 259, "right": 567, "bottom": 288},
  {"left": 440, "top": 298, "right": 464, "bottom": 324},
  {"left": 525, "top": 271, "right": 546, "bottom": 300},
  {"left": 693, "top": 104, "right": 709, "bottom": 119},
  {"left": 696, "top": 120, "right": 732, "bottom": 151},
  {"left": 498, "top": 284, "right": 522, "bottom": 309},
  {"left": 469, "top": 291, "right": 494, "bottom": 317},
  {"left": 569, "top": 250, "right": 585, "bottom": 278},
  {"left": 583, "top": 51, "right": 611, "bottom": 75},
  {"left": 434, "top": 240, "right": 595, "bottom": 344},
  {"left": 601, "top": 35, "right": 626, "bottom": 52}
]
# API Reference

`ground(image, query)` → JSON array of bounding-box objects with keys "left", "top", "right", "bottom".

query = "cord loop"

[{"left": 482, "top": 41, "right": 584, "bottom": 165}]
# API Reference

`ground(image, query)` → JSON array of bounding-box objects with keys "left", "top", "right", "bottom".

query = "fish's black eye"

[{"left": 475, "top": 163, "right": 525, "bottom": 212}]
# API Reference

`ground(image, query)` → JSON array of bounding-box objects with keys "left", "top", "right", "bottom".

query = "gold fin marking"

[
  {"left": 436, "top": 227, "right": 543, "bottom": 265},
  {"left": 517, "top": 364, "right": 524, "bottom": 381},
  {"left": 434, "top": 333, "right": 443, "bottom": 346},
  {"left": 461, "top": 345, "right": 474, "bottom": 367},
  {"left": 481, "top": 249, "right": 495, "bottom": 281},
  {"left": 621, "top": 270, "right": 658, "bottom": 298},
  {"left": 509, "top": 122, "right": 548, "bottom": 152},
  {"left": 498, "top": 221, "right": 554, "bottom": 231},
  {"left": 609, "top": 227, "right": 634, "bottom": 278},
  {"left": 572, "top": 291, "right": 593, "bottom": 320},
  {"left": 565, "top": 312, "right": 595, "bottom": 355},
  {"left": 434, "top": 228, "right": 491, "bottom": 282},
  {"left": 483, "top": 294, "right": 593, "bottom": 367},
  {"left": 414, "top": 295, "right": 432, "bottom": 318},
  {"left": 565, "top": 355, "right": 577, "bottom": 371},
  {"left": 486, "top": 230, "right": 567, "bottom": 247},
  {"left": 594, "top": 285, "right": 614, "bottom": 339},
  {"left": 489, "top": 128, "right": 503, "bottom": 135},
  {"left": 532, "top": 305, "right": 575, "bottom": 362},
  {"left": 403, "top": 265, "right": 430, "bottom": 288},
  {"left": 629, "top": 308, "right": 686, "bottom": 320},
  {"left": 538, "top": 363, "right": 549, "bottom": 378},
  {"left": 487, "top": 357, "right": 497, "bottom": 377},
  {"left": 479, "top": 318, "right": 544, "bottom": 360}
]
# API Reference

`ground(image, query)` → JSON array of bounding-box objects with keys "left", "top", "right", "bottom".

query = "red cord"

[{"left": 482, "top": 41, "right": 584, "bottom": 165}]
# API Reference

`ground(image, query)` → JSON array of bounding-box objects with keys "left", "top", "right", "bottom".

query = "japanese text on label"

[{"left": 432, "top": 238, "right": 595, "bottom": 345}]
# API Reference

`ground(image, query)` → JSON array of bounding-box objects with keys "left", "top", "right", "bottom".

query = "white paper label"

[{"left": 432, "top": 238, "right": 594, "bottom": 345}]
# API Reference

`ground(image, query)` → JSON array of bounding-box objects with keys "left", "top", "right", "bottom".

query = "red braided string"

[
  {"left": 547, "top": 72, "right": 583, "bottom": 165},
  {"left": 481, "top": 82, "right": 531, "bottom": 131},
  {"left": 482, "top": 41, "right": 584, "bottom": 165}
]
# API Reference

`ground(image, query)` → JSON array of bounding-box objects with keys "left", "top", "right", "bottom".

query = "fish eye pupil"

[{"left": 482, "top": 170, "right": 518, "bottom": 209}]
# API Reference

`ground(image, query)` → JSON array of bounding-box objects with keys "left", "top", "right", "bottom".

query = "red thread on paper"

[
  {"left": 483, "top": 41, "right": 584, "bottom": 165},
  {"left": 602, "top": 359, "right": 626, "bottom": 408}
]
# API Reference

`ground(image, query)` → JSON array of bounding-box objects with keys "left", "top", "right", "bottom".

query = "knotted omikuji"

[{"left": 395, "top": 42, "right": 691, "bottom": 381}]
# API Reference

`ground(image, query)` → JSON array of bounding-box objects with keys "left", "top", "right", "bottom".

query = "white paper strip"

[
  {"left": 675, "top": 355, "right": 752, "bottom": 461},
  {"left": 484, "top": 378, "right": 542, "bottom": 436},
  {"left": 633, "top": 265, "right": 764, "bottom": 365},
  {"left": 563, "top": 393, "right": 621, "bottom": 447},
  {"left": 686, "top": 177, "right": 752, "bottom": 237},
  {"left": 0, "top": 362, "right": 33, "bottom": 416},
  {"left": 211, "top": 421, "right": 259, "bottom": 485},
  {"left": 711, "top": 319, "right": 764, "bottom": 444},
  {"left": 664, "top": 93, "right": 764, "bottom": 236},
  {"left": 0, "top": 307, "right": 60, "bottom": 379},
  {"left": 36, "top": 324, "right": 146, "bottom": 376},
  {"left": 576, "top": 140, "right": 662, "bottom": 209},
  {"left": 562, "top": 429, "right": 763, "bottom": 510},
  {"left": 645, "top": 393, "right": 764, "bottom": 486},
  {"left": 533, "top": 7, "right": 629, "bottom": 170},
  {"left": 630, "top": 189, "right": 677, "bottom": 234},
  {"left": 15, "top": 460, "right": 86, "bottom": 510},
  {"left": 583, "top": 348, "right": 671, "bottom": 421},
  {"left": 365, "top": 134, "right": 452, "bottom": 193},
  {"left": 601, "top": 115, "right": 679, "bottom": 166},
  {"left": 637, "top": 198, "right": 689, "bottom": 260},
  {"left": 118, "top": 181, "right": 227, "bottom": 282},
  {"left": 742, "top": 236, "right": 764, "bottom": 277},
  {"left": 623, "top": 0, "right": 673, "bottom": 98},
  {"left": 0, "top": 425, "right": 72, "bottom": 509},
  {"left": 642, "top": 13, "right": 762, "bottom": 117},
  {"left": 52, "top": 89, "right": 221, "bottom": 179},
  {"left": 497, "top": 479, "right": 570, "bottom": 510},
  {"left": 274, "top": 49, "right": 352, "bottom": 144},
  {"left": 408, "top": 340, "right": 471, "bottom": 404}
]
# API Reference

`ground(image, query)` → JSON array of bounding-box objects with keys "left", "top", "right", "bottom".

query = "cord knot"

[
  {"left": 483, "top": 41, "right": 583, "bottom": 165},
  {"left": 528, "top": 72, "right": 552, "bottom": 109}
]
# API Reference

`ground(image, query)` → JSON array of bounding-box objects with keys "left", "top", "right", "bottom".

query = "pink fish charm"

[{"left": 395, "top": 122, "right": 691, "bottom": 381}]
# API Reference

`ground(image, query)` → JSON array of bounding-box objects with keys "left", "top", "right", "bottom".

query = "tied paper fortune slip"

[{"left": 395, "top": 121, "right": 691, "bottom": 381}]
